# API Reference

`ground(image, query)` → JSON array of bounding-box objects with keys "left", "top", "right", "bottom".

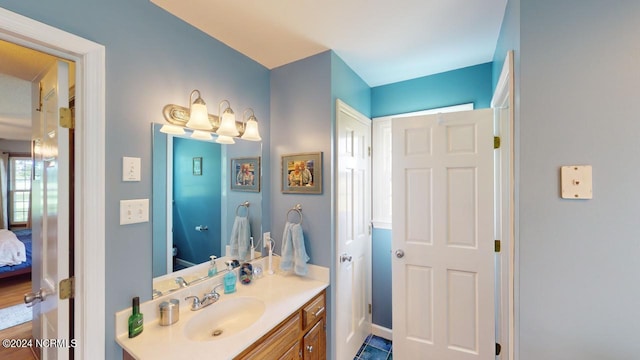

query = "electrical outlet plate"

[
  {"left": 561, "top": 165, "right": 592, "bottom": 199},
  {"left": 263, "top": 232, "right": 271, "bottom": 248},
  {"left": 120, "top": 198, "right": 149, "bottom": 225},
  {"left": 122, "top": 157, "right": 141, "bottom": 182}
]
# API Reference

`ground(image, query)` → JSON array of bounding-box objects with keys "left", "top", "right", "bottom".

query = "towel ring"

[
  {"left": 286, "top": 204, "right": 303, "bottom": 225},
  {"left": 236, "top": 201, "right": 250, "bottom": 218}
]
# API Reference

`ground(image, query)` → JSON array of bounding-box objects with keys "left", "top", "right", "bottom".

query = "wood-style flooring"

[{"left": 0, "top": 273, "right": 38, "bottom": 360}]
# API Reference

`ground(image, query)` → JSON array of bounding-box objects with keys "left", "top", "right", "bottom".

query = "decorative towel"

[
  {"left": 229, "top": 216, "right": 251, "bottom": 260},
  {"left": 0, "top": 229, "right": 26, "bottom": 266},
  {"left": 280, "top": 222, "right": 310, "bottom": 276}
]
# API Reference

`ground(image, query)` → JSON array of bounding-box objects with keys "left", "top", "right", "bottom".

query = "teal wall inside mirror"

[{"left": 152, "top": 123, "right": 263, "bottom": 280}]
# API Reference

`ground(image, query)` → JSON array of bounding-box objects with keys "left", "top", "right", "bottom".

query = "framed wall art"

[
  {"left": 281, "top": 152, "right": 322, "bottom": 194},
  {"left": 231, "top": 157, "right": 260, "bottom": 192},
  {"left": 192, "top": 157, "right": 202, "bottom": 176}
]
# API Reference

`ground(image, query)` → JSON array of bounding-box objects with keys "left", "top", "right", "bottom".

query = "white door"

[
  {"left": 335, "top": 99, "right": 371, "bottom": 359},
  {"left": 392, "top": 109, "right": 494, "bottom": 359},
  {"left": 29, "top": 60, "right": 71, "bottom": 359}
]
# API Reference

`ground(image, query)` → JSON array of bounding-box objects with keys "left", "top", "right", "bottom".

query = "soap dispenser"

[
  {"left": 208, "top": 255, "right": 218, "bottom": 277},
  {"left": 223, "top": 261, "right": 237, "bottom": 294}
]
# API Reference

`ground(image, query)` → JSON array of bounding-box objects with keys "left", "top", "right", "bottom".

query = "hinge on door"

[
  {"left": 368, "top": 146, "right": 371, "bottom": 157},
  {"left": 59, "top": 107, "right": 74, "bottom": 129},
  {"left": 59, "top": 277, "right": 75, "bottom": 300},
  {"left": 494, "top": 136, "right": 501, "bottom": 149},
  {"left": 495, "top": 240, "right": 501, "bottom": 253},
  {"left": 496, "top": 342, "right": 502, "bottom": 356},
  {"left": 36, "top": 82, "right": 43, "bottom": 112},
  {"left": 368, "top": 303, "right": 372, "bottom": 314}
]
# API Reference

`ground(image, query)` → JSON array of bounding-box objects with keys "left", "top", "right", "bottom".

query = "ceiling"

[
  {"left": 1, "top": 1, "right": 508, "bottom": 140},
  {"left": 0, "top": 40, "right": 57, "bottom": 141},
  {"left": 151, "top": 0, "right": 508, "bottom": 86}
]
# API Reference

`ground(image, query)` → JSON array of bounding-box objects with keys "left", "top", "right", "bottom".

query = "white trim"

[
  {"left": 491, "top": 50, "right": 515, "bottom": 360},
  {"left": 335, "top": 99, "right": 372, "bottom": 360},
  {"left": 0, "top": 7, "right": 106, "bottom": 360},
  {"left": 371, "top": 324, "right": 392, "bottom": 341}
]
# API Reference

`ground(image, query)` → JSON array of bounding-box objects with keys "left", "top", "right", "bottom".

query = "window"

[
  {"left": 9, "top": 157, "right": 32, "bottom": 226},
  {"left": 372, "top": 103, "right": 474, "bottom": 229}
]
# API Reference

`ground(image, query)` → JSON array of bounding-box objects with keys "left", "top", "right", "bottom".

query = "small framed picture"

[
  {"left": 281, "top": 152, "right": 322, "bottom": 194},
  {"left": 231, "top": 157, "right": 260, "bottom": 192},
  {"left": 192, "top": 157, "right": 202, "bottom": 176}
]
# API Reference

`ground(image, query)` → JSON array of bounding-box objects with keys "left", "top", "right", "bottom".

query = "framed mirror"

[{"left": 151, "top": 123, "right": 263, "bottom": 293}]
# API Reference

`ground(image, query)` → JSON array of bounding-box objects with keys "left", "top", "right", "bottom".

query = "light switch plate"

[
  {"left": 561, "top": 165, "right": 592, "bottom": 199},
  {"left": 120, "top": 198, "right": 149, "bottom": 225},
  {"left": 122, "top": 157, "right": 141, "bottom": 182}
]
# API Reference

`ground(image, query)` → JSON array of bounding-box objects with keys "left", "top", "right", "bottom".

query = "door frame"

[
  {"left": 0, "top": 7, "right": 106, "bottom": 360},
  {"left": 334, "top": 99, "right": 372, "bottom": 359},
  {"left": 491, "top": 50, "right": 515, "bottom": 360}
]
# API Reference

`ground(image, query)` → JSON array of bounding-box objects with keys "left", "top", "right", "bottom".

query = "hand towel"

[
  {"left": 229, "top": 216, "right": 251, "bottom": 260},
  {"left": 280, "top": 222, "right": 310, "bottom": 276},
  {"left": 0, "top": 229, "right": 26, "bottom": 266}
]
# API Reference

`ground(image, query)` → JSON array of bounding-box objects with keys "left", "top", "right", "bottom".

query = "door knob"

[
  {"left": 395, "top": 249, "right": 405, "bottom": 258},
  {"left": 24, "top": 288, "right": 48, "bottom": 308},
  {"left": 340, "top": 253, "right": 353, "bottom": 263},
  {"left": 306, "top": 345, "right": 314, "bottom": 353}
]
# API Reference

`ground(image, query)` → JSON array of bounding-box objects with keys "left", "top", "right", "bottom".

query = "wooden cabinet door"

[
  {"left": 303, "top": 318, "right": 325, "bottom": 360},
  {"left": 279, "top": 340, "right": 301, "bottom": 360}
]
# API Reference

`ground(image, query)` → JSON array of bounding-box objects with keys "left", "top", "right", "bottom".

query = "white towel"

[
  {"left": 280, "top": 222, "right": 310, "bottom": 276},
  {"left": 0, "top": 229, "right": 26, "bottom": 266},
  {"left": 229, "top": 216, "right": 251, "bottom": 260}
]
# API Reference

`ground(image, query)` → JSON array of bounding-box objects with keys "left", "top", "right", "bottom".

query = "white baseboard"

[{"left": 372, "top": 324, "right": 392, "bottom": 341}]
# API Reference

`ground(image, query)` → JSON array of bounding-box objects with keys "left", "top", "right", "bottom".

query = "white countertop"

[{"left": 115, "top": 260, "right": 329, "bottom": 360}]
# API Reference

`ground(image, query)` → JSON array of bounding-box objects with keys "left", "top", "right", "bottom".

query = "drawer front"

[
  {"left": 237, "top": 313, "right": 301, "bottom": 360},
  {"left": 303, "top": 293, "right": 325, "bottom": 329}
]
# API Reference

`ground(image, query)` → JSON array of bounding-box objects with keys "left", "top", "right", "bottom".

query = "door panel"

[
  {"left": 30, "top": 60, "right": 70, "bottom": 360},
  {"left": 392, "top": 109, "right": 494, "bottom": 359},
  {"left": 335, "top": 100, "right": 371, "bottom": 359}
]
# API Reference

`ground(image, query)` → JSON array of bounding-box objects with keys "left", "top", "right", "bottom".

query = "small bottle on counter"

[
  {"left": 208, "top": 255, "right": 218, "bottom": 277},
  {"left": 128, "top": 296, "right": 144, "bottom": 338},
  {"left": 223, "top": 261, "right": 237, "bottom": 294},
  {"left": 239, "top": 263, "right": 253, "bottom": 285}
]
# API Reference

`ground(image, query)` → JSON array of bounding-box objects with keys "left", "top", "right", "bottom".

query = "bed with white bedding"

[{"left": 0, "top": 229, "right": 32, "bottom": 279}]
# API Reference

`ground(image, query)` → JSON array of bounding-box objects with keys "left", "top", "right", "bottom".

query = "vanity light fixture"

[
  {"left": 185, "top": 90, "right": 211, "bottom": 130},
  {"left": 160, "top": 89, "right": 262, "bottom": 143},
  {"left": 216, "top": 100, "right": 240, "bottom": 137},
  {"left": 240, "top": 109, "right": 262, "bottom": 141},
  {"left": 216, "top": 135, "right": 235, "bottom": 144}
]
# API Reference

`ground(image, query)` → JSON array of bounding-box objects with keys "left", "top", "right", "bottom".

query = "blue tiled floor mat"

[{"left": 355, "top": 334, "right": 392, "bottom": 360}]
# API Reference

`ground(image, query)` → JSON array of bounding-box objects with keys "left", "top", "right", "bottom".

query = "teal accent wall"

[
  {"left": 371, "top": 62, "right": 494, "bottom": 117},
  {"left": 172, "top": 137, "right": 221, "bottom": 266},
  {"left": 331, "top": 52, "right": 371, "bottom": 118},
  {"left": 0, "top": 1, "right": 270, "bottom": 358}
]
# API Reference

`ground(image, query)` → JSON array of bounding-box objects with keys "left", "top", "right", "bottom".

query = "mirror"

[{"left": 152, "top": 123, "right": 262, "bottom": 292}]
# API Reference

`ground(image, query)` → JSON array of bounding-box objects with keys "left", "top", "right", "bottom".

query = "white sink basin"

[{"left": 183, "top": 297, "right": 266, "bottom": 342}]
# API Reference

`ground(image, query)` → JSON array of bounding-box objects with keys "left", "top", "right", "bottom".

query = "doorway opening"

[{"left": 0, "top": 7, "right": 106, "bottom": 360}]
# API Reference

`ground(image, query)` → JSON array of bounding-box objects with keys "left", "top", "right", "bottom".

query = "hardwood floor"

[
  {"left": 0, "top": 273, "right": 37, "bottom": 360},
  {"left": 0, "top": 273, "right": 32, "bottom": 307}
]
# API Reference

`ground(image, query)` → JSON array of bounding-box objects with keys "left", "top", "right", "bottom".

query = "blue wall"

[
  {"left": 495, "top": 1, "right": 640, "bottom": 358},
  {"left": 369, "top": 62, "right": 494, "bottom": 330},
  {"left": 172, "top": 137, "right": 221, "bottom": 265},
  {"left": 0, "top": 1, "right": 270, "bottom": 358},
  {"left": 371, "top": 62, "right": 494, "bottom": 118}
]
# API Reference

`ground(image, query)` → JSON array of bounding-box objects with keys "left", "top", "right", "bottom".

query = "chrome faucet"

[
  {"left": 185, "top": 284, "right": 223, "bottom": 311},
  {"left": 175, "top": 277, "right": 190, "bottom": 288}
]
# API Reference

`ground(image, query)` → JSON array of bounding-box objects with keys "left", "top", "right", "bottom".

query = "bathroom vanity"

[
  {"left": 234, "top": 290, "right": 326, "bottom": 360},
  {"left": 116, "top": 259, "right": 328, "bottom": 360}
]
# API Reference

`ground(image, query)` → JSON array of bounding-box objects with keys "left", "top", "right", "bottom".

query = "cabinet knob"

[{"left": 306, "top": 345, "right": 314, "bottom": 353}]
